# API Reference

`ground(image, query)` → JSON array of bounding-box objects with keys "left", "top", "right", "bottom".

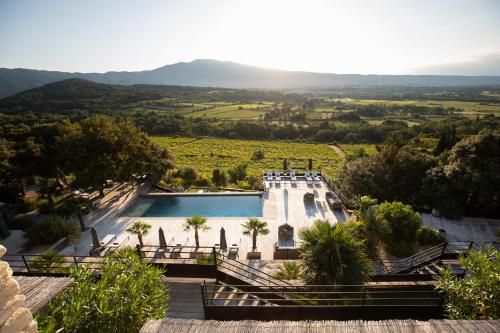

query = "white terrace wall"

[{"left": 0, "top": 245, "right": 37, "bottom": 333}]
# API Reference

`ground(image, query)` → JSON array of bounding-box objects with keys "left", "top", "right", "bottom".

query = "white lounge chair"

[
  {"left": 290, "top": 171, "right": 297, "bottom": 182},
  {"left": 100, "top": 234, "right": 116, "bottom": 247},
  {"left": 266, "top": 171, "right": 273, "bottom": 182},
  {"left": 109, "top": 234, "right": 129, "bottom": 248},
  {"left": 312, "top": 172, "right": 321, "bottom": 182},
  {"left": 305, "top": 172, "right": 313, "bottom": 182},
  {"left": 275, "top": 172, "right": 282, "bottom": 182}
]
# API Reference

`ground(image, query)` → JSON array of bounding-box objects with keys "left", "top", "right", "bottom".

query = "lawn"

[{"left": 152, "top": 137, "right": 343, "bottom": 179}]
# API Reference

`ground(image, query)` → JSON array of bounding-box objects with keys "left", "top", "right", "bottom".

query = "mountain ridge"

[{"left": 2, "top": 59, "right": 500, "bottom": 97}]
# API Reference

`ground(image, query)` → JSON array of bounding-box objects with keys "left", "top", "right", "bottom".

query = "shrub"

[
  {"left": 171, "top": 177, "right": 185, "bottom": 186},
  {"left": 36, "top": 199, "right": 52, "bottom": 214},
  {"left": 436, "top": 247, "right": 500, "bottom": 319},
  {"left": 274, "top": 261, "right": 301, "bottom": 280},
  {"left": 417, "top": 227, "right": 445, "bottom": 246},
  {"left": 251, "top": 149, "right": 265, "bottom": 160},
  {"left": 29, "top": 250, "right": 67, "bottom": 273},
  {"left": 194, "top": 175, "right": 212, "bottom": 187},
  {"left": 178, "top": 167, "right": 198, "bottom": 184},
  {"left": 37, "top": 250, "right": 169, "bottom": 332},
  {"left": 211, "top": 168, "right": 228, "bottom": 187},
  {"left": 25, "top": 215, "right": 80, "bottom": 247},
  {"left": 247, "top": 175, "right": 263, "bottom": 190},
  {"left": 376, "top": 201, "right": 423, "bottom": 257},
  {"left": 237, "top": 180, "right": 251, "bottom": 190},
  {"left": 228, "top": 163, "right": 247, "bottom": 183}
]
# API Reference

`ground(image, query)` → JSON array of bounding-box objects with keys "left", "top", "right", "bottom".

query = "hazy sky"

[{"left": 1, "top": 0, "right": 500, "bottom": 75}]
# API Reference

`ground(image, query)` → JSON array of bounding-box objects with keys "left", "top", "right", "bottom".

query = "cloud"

[{"left": 412, "top": 52, "right": 500, "bottom": 76}]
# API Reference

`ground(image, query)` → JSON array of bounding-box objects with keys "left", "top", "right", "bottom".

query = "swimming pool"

[{"left": 122, "top": 194, "right": 263, "bottom": 217}]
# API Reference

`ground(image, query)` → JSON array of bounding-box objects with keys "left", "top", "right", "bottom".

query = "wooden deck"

[
  {"left": 164, "top": 277, "right": 214, "bottom": 320},
  {"left": 15, "top": 276, "right": 73, "bottom": 313},
  {"left": 140, "top": 318, "right": 500, "bottom": 333}
]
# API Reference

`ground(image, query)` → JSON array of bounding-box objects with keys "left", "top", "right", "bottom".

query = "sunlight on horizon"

[{"left": 1, "top": 0, "right": 499, "bottom": 74}]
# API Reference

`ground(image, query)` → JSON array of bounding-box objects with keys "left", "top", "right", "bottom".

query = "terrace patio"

[{"left": 59, "top": 176, "right": 347, "bottom": 261}]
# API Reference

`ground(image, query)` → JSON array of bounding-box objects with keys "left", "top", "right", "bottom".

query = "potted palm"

[
  {"left": 184, "top": 215, "right": 210, "bottom": 258},
  {"left": 242, "top": 218, "right": 269, "bottom": 259},
  {"left": 126, "top": 221, "right": 152, "bottom": 246}
]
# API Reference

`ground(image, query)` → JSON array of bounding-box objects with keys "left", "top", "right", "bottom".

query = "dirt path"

[{"left": 329, "top": 144, "right": 347, "bottom": 159}]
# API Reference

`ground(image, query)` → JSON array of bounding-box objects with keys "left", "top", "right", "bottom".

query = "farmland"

[{"left": 152, "top": 137, "right": 344, "bottom": 180}]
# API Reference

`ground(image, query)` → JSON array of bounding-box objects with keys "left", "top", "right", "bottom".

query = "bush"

[
  {"left": 194, "top": 175, "right": 212, "bottom": 187},
  {"left": 376, "top": 201, "right": 423, "bottom": 257},
  {"left": 237, "top": 180, "right": 251, "bottom": 190},
  {"left": 417, "top": 227, "right": 446, "bottom": 246},
  {"left": 251, "top": 149, "right": 265, "bottom": 160},
  {"left": 385, "top": 238, "right": 415, "bottom": 258},
  {"left": 29, "top": 250, "right": 67, "bottom": 273},
  {"left": 37, "top": 250, "right": 169, "bottom": 332},
  {"left": 177, "top": 167, "right": 198, "bottom": 184},
  {"left": 274, "top": 261, "right": 301, "bottom": 280},
  {"left": 211, "top": 168, "right": 228, "bottom": 187},
  {"left": 228, "top": 163, "right": 247, "bottom": 183},
  {"left": 36, "top": 199, "right": 53, "bottom": 214},
  {"left": 436, "top": 247, "right": 500, "bottom": 319},
  {"left": 171, "top": 177, "right": 185, "bottom": 186},
  {"left": 247, "top": 175, "right": 263, "bottom": 190},
  {"left": 25, "top": 215, "right": 80, "bottom": 247}
]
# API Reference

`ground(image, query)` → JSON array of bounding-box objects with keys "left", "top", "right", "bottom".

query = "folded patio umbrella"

[
  {"left": 91, "top": 227, "right": 100, "bottom": 249},
  {"left": 159, "top": 227, "right": 167, "bottom": 247},
  {"left": 220, "top": 227, "right": 227, "bottom": 252}
]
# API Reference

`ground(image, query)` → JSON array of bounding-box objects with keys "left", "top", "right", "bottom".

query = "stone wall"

[{"left": 0, "top": 245, "right": 37, "bottom": 333}]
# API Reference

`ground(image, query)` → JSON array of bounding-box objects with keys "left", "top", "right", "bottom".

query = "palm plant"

[
  {"left": 184, "top": 215, "right": 210, "bottom": 248},
  {"left": 126, "top": 221, "right": 152, "bottom": 246},
  {"left": 299, "top": 219, "right": 371, "bottom": 285},
  {"left": 274, "top": 261, "right": 301, "bottom": 280},
  {"left": 241, "top": 218, "right": 270, "bottom": 251}
]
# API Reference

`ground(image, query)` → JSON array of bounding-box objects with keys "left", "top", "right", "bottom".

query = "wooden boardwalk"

[
  {"left": 141, "top": 318, "right": 500, "bottom": 333},
  {"left": 15, "top": 276, "right": 73, "bottom": 313},
  {"left": 164, "top": 277, "right": 214, "bottom": 320}
]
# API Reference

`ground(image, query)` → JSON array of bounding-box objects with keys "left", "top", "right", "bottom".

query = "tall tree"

[{"left": 423, "top": 133, "right": 500, "bottom": 218}]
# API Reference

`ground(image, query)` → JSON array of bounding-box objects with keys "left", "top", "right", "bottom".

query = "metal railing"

[
  {"left": 374, "top": 241, "right": 474, "bottom": 274},
  {"left": 216, "top": 252, "right": 292, "bottom": 287},
  {"left": 202, "top": 282, "right": 442, "bottom": 307}
]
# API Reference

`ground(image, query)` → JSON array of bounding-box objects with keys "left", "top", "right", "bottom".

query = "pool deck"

[{"left": 60, "top": 178, "right": 347, "bottom": 260}]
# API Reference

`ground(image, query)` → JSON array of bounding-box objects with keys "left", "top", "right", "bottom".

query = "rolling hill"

[{"left": 2, "top": 59, "right": 500, "bottom": 97}]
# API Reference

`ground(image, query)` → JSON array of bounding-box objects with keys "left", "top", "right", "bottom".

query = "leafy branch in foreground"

[
  {"left": 37, "top": 248, "right": 168, "bottom": 333},
  {"left": 436, "top": 247, "right": 500, "bottom": 320}
]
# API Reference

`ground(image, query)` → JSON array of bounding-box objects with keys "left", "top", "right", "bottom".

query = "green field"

[
  {"left": 338, "top": 98, "right": 500, "bottom": 114},
  {"left": 338, "top": 144, "right": 378, "bottom": 157},
  {"left": 152, "top": 137, "right": 343, "bottom": 179}
]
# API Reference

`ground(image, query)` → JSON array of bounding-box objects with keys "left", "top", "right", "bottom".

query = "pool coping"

[{"left": 138, "top": 192, "right": 263, "bottom": 197}]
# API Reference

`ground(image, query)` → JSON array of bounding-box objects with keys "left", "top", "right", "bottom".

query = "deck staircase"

[
  {"left": 205, "top": 282, "right": 278, "bottom": 307},
  {"left": 376, "top": 241, "right": 473, "bottom": 275},
  {"left": 216, "top": 253, "right": 292, "bottom": 287}
]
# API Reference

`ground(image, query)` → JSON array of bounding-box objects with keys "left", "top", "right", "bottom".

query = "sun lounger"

[
  {"left": 275, "top": 172, "right": 282, "bottom": 182},
  {"left": 266, "top": 171, "right": 273, "bottom": 182},
  {"left": 312, "top": 172, "right": 321, "bottom": 182},
  {"left": 305, "top": 172, "right": 313, "bottom": 182},
  {"left": 228, "top": 237, "right": 240, "bottom": 259},
  {"left": 100, "top": 234, "right": 116, "bottom": 247},
  {"left": 290, "top": 172, "right": 297, "bottom": 182},
  {"left": 109, "top": 234, "right": 129, "bottom": 248}
]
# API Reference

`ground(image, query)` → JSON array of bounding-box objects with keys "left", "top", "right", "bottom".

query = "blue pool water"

[{"left": 123, "top": 195, "right": 263, "bottom": 217}]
